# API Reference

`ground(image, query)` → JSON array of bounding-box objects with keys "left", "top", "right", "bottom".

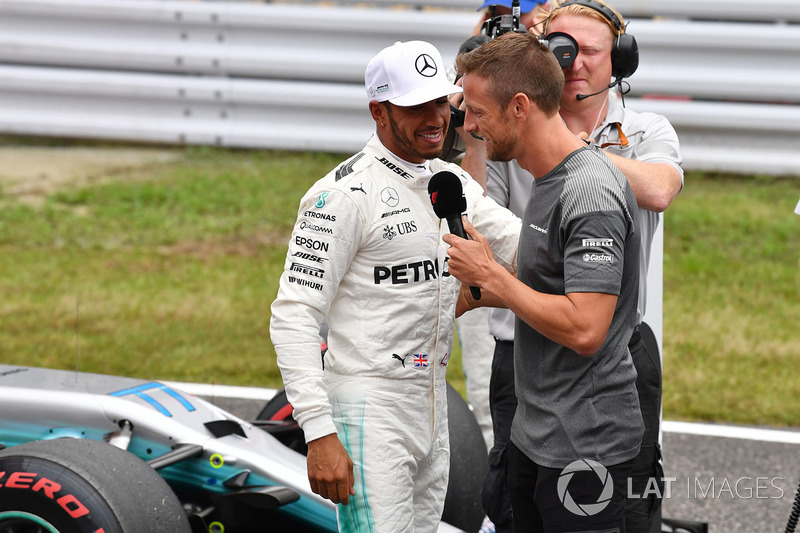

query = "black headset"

[{"left": 546, "top": 0, "right": 639, "bottom": 80}]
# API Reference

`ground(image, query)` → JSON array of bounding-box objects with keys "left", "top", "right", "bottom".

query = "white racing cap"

[{"left": 365, "top": 41, "right": 462, "bottom": 107}]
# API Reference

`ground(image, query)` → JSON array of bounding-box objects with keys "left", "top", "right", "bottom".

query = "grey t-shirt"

[
  {"left": 487, "top": 93, "right": 684, "bottom": 340},
  {"left": 509, "top": 146, "right": 644, "bottom": 469}
]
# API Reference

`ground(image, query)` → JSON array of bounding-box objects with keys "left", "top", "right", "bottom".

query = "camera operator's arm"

[
  {"left": 578, "top": 131, "right": 681, "bottom": 213},
  {"left": 588, "top": 114, "right": 684, "bottom": 212},
  {"left": 604, "top": 154, "right": 681, "bottom": 213}
]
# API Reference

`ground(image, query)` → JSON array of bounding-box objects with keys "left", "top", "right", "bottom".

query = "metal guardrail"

[
  {"left": 325, "top": 0, "right": 800, "bottom": 23},
  {"left": 1, "top": 0, "right": 799, "bottom": 176}
]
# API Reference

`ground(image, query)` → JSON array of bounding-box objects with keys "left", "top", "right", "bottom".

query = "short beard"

[
  {"left": 385, "top": 105, "right": 444, "bottom": 161},
  {"left": 486, "top": 131, "right": 518, "bottom": 162}
]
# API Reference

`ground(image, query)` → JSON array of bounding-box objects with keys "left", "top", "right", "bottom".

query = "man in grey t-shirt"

[
  {"left": 447, "top": 32, "right": 643, "bottom": 532},
  {"left": 459, "top": 1, "right": 683, "bottom": 531}
]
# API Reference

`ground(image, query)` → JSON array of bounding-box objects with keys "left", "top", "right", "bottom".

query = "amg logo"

[
  {"left": 376, "top": 157, "right": 413, "bottom": 180},
  {"left": 374, "top": 259, "right": 437, "bottom": 285},
  {"left": 381, "top": 207, "right": 411, "bottom": 219},
  {"left": 583, "top": 253, "right": 613, "bottom": 263},
  {"left": 292, "top": 251, "right": 327, "bottom": 263},
  {"left": 288, "top": 276, "right": 323, "bottom": 291},
  {"left": 582, "top": 238, "right": 613, "bottom": 248},
  {"left": 290, "top": 263, "right": 325, "bottom": 278},
  {"left": 303, "top": 210, "right": 336, "bottom": 222}
]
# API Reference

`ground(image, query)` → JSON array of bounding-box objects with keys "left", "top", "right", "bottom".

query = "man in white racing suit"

[{"left": 270, "top": 40, "right": 521, "bottom": 533}]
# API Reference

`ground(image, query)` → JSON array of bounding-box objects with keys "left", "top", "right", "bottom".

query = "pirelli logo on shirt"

[
  {"left": 582, "top": 238, "right": 614, "bottom": 248},
  {"left": 582, "top": 237, "right": 614, "bottom": 263}
]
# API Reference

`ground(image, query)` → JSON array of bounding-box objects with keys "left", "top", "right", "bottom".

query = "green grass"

[
  {"left": 662, "top": 172, "right": 800, "bottom": 426},
  {"left": 0, "top": 145, "right": 344, "bottom": 385},
  {"left": 0, "top": 142, "right": 797, "bottom": 427}
]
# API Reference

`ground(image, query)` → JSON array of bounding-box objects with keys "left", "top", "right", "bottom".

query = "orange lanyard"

[{"left": 599, "top": 123, "right": 629, "bottom": 149}]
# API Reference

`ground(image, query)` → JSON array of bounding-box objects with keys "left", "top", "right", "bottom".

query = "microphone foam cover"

[{"left": 428, "top": 171, "right": 467, "bottom": 219}]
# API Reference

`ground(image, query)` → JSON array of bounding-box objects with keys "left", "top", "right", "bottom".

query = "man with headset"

[{"left": 456, "top": 1, "right": 684, "bottom": 532}]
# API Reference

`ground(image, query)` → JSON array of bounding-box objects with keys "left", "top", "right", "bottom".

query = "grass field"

[{"left": 0, "top": 141, "right": 798, "bottom": 427}]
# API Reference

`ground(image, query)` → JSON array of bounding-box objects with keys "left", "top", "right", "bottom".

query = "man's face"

[
  {"left": 547, "top": 13, "right": 615, "bottom": 103},
  {"left": 383, "top": 98, "right": 451, "bottom": 163},
  {"left": 461, "top": 74, "right": 519, "bottom": 162}
]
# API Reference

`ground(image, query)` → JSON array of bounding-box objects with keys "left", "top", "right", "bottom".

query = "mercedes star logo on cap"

[{"left": 415, "top": 54, "right": 438, "bottom": 77}]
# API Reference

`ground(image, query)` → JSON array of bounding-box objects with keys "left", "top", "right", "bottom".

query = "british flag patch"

[{"left": 413, "top": 354, "right": 428, "bottom": 368}]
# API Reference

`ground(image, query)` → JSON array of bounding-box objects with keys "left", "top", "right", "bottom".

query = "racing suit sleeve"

[
  {"left": 270, "top": 186, "right": 362, "bottom": 443},
  {"left": 463, "top": 174, "right": 520, "bottom": 274}
]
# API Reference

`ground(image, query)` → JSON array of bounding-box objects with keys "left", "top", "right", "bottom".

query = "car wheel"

[
  {"left": 258, "top": 387, "right": 308, "bottom": 455},
  {"left": 0, "top": 438, "right": 192, "bottom": 533},
  {"left": 441, "top": 381, "right": 488, "bottom": 532}
]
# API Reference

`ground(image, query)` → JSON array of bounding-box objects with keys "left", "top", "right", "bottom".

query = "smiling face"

[
  {"left": 461, "top": 73, "right": 519, "bottom": 163},
  {"left": 379, "top": 98, "right": 451, "bottom": 163},
  {"left": 546, "top": 13, "right": 615, "bottom": 104}
]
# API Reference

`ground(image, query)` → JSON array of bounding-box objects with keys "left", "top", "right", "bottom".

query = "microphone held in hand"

[{"left": 427, "top": 171, "right": 481, "bottom": 301}]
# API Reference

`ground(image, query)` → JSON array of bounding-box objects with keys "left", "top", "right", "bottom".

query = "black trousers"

[
  {"left": 482, "top": 339, "right": 516, "bottom": 533},
  {"left": 625, "top": 324, "right": 663, "bottom": 533},
  {"left": 482, "top": 324, "right": 663, "bottom": 533},
  {"left": 507, "top": 441, "right": 634, "bottom": 533}
]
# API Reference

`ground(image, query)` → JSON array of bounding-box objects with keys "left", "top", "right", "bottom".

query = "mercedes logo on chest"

[
  {"left": 415, "top": 54, "right": 438, "bottom": 77},
  {"left": 380, "top": 187, "right": 400, "bottom": 207}
]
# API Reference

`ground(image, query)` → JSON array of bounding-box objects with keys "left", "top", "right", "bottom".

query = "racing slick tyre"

[
  {"left": 258, "top": 387, "right": 308, "bottom": 455},
  {"left": 259, "top": 381, "right": 488, "bottom": 532},
  {"left": 0, "top": 438, "right": 192, "bottom": 533},
  {"left": 441, "top": 381, "right": 488, "bottom": 533}
]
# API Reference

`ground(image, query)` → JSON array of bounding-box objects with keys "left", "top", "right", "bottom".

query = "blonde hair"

[{"left": 537, "top": 0, "right": 626, "bottom": 37}]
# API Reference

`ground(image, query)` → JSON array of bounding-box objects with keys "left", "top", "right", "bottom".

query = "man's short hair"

[{"left": 455, "top": 32, "right": 563, "bottom": 117}]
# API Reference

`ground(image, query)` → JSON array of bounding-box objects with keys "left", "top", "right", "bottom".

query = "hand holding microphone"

[{"left": 428, "top": 171, "right": 481, "bottom": 301}]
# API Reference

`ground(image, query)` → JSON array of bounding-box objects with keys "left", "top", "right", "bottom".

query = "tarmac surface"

[
  {"left": 660, "top": 429, "right": 799, "bottom": 532},
  {"left": 188, "top": 386, "right": 800, "bottom": 533}
]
